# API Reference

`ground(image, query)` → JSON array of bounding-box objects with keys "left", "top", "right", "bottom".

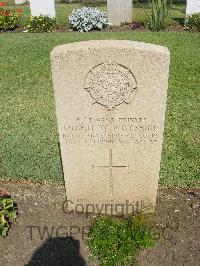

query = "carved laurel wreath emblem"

[{"left": 84, "top": 61, "right": 137, "bottom": 110}]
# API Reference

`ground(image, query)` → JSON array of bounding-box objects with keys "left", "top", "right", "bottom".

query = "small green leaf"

[{"left": 0, "top": 197, "right": 17, "bottom": 237}]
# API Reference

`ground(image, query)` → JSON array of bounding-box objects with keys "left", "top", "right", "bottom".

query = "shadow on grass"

[{"left": 25, "top": 236, "right": 85, "bottom": 266}]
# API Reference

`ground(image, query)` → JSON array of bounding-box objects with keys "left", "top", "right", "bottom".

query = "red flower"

[
  {"left": 0, "top": 10, "right": 10, "bottom": 16},
  {"left": 0, "top": 2, "right": 5, "bottom": 7},
  {"left": 0, "top": 188, "right": 10, "bottom": 197},
  {"left": 17, "top": 9, "right": 22, "bottom": 13},
  {"left": 2, "top": 10, "right": 9, "bottom": 16}
]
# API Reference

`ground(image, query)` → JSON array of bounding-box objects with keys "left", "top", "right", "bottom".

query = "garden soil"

[{"left": 0, "top": 179, "right": 199, "bottom": 266}]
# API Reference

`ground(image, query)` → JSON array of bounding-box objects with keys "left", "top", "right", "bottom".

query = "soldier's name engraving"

[{"left": 62, "top": 116, "right": 159, "bottom": 145}]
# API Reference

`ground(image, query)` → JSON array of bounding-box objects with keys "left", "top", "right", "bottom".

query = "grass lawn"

[
  {"left": 2, "top": 2, "right": 186, "bottom": 27},
  {"left": 0, "top": 31, "right": 199, "bottom": 188}
]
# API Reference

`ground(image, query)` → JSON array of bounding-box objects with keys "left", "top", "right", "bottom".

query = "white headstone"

[
  {"left": 107, "top": 0, "right": 132, "bottom": 26},
  {"left": 51, "top": 40, "right": 170, "bottom": 215},
  {"left": 15, "top": 0, "right": 26, "bottom": 4},
  {"left": 29, "top": 0, "right": 56, "bottom": 18},
  {"left": 186, "top": 0, "right": 200, "bottom": 16}
]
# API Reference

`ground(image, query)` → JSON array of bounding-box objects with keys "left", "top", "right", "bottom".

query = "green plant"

[
  {"left": 27, "top": 15, "right": 57, "bottom": 33},
  {"left": 185, "top": 13, "right": 200, "bottom": 32},
  {"left": 146, "top": 0, "right": 172, "bottom": 31},
  {"left": 0, "top": 8, "right": 22, "bottom": 31},
  {"left": 0, "top": 197, "right": 17, "bottom": 237},
  {"left": 87, "top": 213, "right": 158, "bottom": 265}
]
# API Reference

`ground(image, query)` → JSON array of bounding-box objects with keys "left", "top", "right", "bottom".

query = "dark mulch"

[
  {"left": 0, "top": 179, "right": 199, "bottom": 266},
  {"left": 3, "top": 24, "right": 185, "bottom": 34}
]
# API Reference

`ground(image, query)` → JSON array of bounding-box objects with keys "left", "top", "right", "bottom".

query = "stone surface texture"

[
  {"left": 29, "top": 0, "right": 56, "bottom": 18},
  {"left": 107, "top": 0, "right": 133, "bottom": 26},
  {"left": 51, "top": 40, "right": 170, "bottom": 214},
  {"left": 186, "top": 0, "right": 200, "bottom": 16}
]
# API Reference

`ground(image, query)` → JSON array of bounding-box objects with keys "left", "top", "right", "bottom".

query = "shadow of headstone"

[{"left": 26, "top": 236, "right": 86, "bottom": 266}]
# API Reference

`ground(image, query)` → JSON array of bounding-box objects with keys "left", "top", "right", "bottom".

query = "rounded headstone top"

[{"left": 51, "top": 40, "right": 170, "bottom": 58}]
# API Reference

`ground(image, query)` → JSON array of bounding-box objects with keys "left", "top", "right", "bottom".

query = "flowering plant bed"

[
  {"left": 0, "top": 8, "right": 22, "bottom": 31},
  {"left": 185, "top": 13, "right": 200, "bottom": 32},
  {"left": 27, "top": 15, "right": 56, "bottom": 33}
]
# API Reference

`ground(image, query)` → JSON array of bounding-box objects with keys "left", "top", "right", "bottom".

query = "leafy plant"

[
  {"left": 0, "top": 8, "right": 22, "bottom": 31},
  {"left": 185, "top": 13, "right": 200, "bottom": 32},
  {"left": 0, "top": 197, "right": 17, "bottom": 237},
  {"left": 87, "top": 213, "right": 158, "bottom": 265},
  {"left": 69, "top": 7, "right": 111, "bottom": 32},
  {"left": 146, "top": 0, "right": 172, "bottom": 31},
  {"left": 27, "top": 15, "right": 57, "bottom": 33}
]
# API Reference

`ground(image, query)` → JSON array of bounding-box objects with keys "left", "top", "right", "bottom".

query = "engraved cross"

[{"left": 92, "top": 149, "right": 129, "bottom": 196}]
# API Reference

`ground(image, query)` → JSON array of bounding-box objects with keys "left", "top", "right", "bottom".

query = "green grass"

[
  {"left": 87, "top": 214, "right": 157, "bottom": 265},
  {"left": 0, "top": 31, "right": 199, "bottom": 187},
  {"left": 2, "top": 2, "right": 186, "bottom": 27}
]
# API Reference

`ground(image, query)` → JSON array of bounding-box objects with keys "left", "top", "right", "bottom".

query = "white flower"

[{"left": 69, "top": 7, "right": 112, "bottom": 32}]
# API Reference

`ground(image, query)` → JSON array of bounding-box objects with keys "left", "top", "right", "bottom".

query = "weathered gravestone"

[
  {"left": 29, "top": 0, "right": 56, "bottom": 18},
  {"left": 107, "top": 0, "right": 132, "bottom": 26},
  {"left": 51, "top": 40, "right": 170, "bottom": 215},
  {"left": 186, "top": 0, "right": 200, "bottom": 16}
]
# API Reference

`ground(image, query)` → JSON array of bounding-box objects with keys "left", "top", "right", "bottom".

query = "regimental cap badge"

[{"left": 84, "top": 61, "right": 137, "bottom": 110}]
